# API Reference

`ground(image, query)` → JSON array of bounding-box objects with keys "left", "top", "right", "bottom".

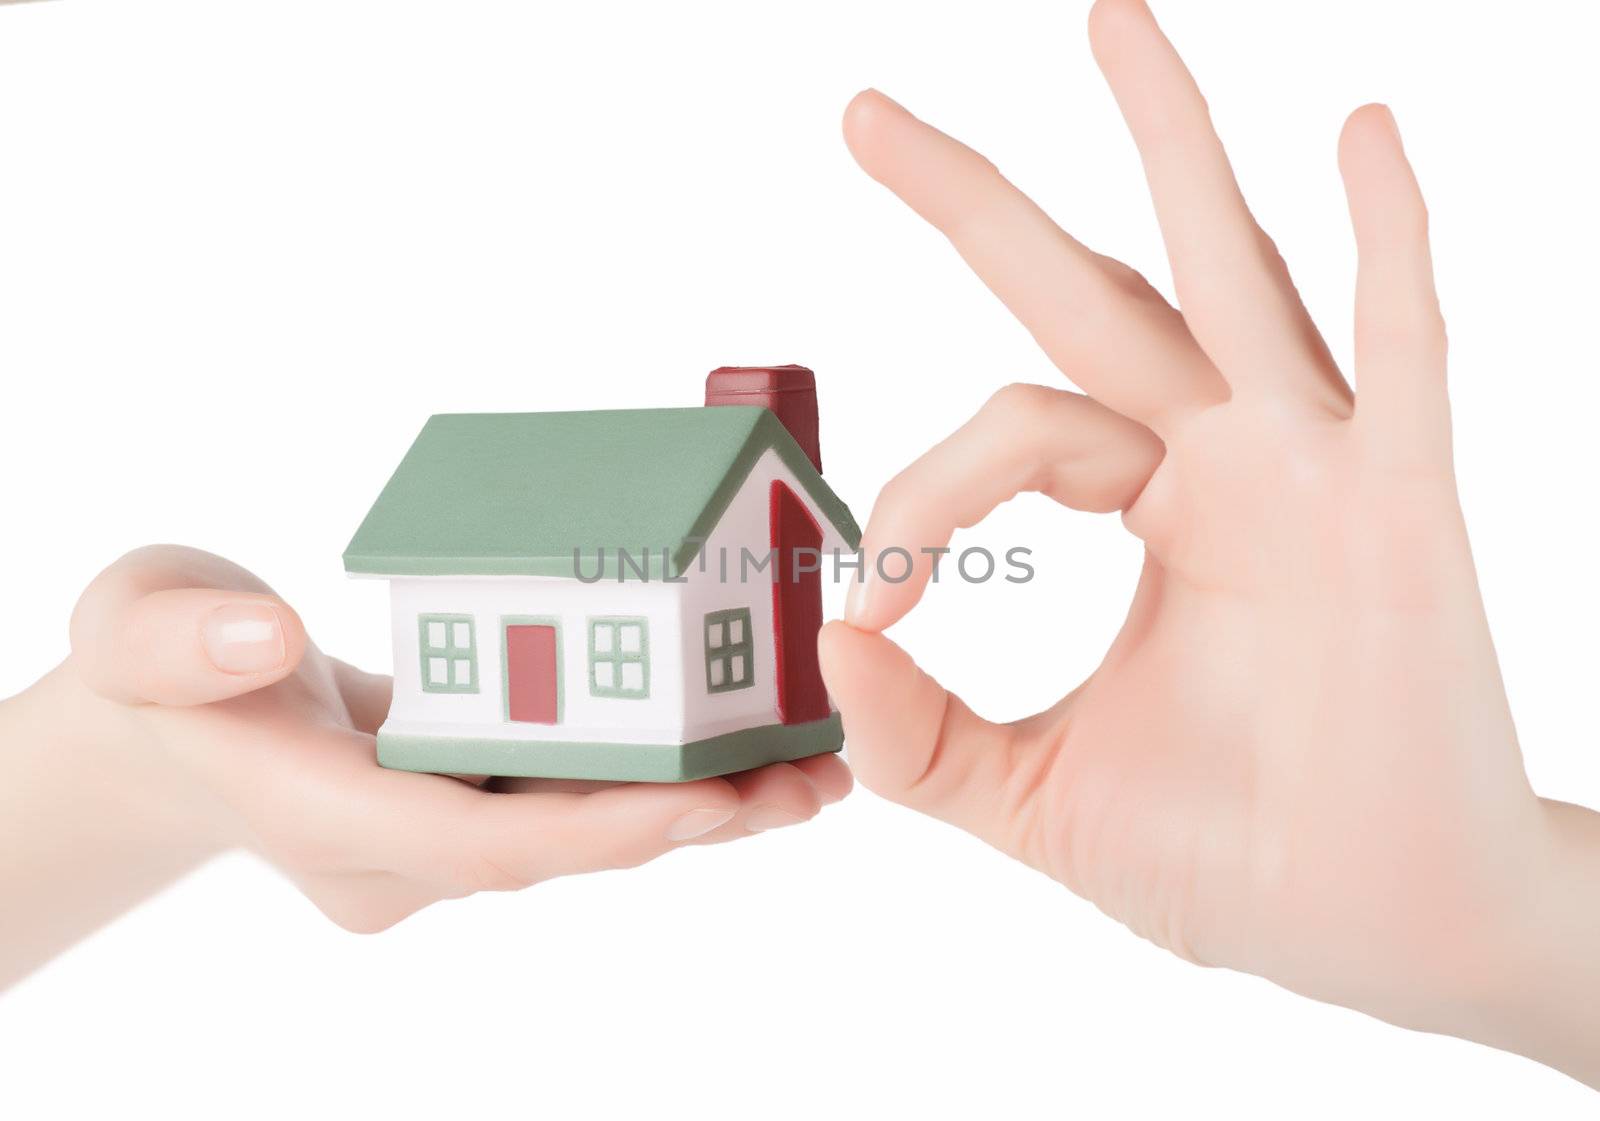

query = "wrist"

[
  {"left": 1469, "top": 800, "right": 1600, "bottom": 1086},
  {"left": 30, "top": 662, "right": 238, "bottom": 855},
  {"left": 0, "top": 666, "right": 230, "bottom": 987}
]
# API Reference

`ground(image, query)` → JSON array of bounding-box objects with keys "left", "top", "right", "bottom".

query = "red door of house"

[
  {"left": 505, "top": 623, "right": 559, "bottom": 724},
  {"left": 770, "top": 481, "right": 829, "bottom": 724}
]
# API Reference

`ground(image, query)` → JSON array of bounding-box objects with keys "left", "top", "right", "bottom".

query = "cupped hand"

[
  {"left": 820, "top": 0, "right": 1591, "bottom": 1075},
  {"left": 58, "top": 545, "right": 850, "bottom": 933}
]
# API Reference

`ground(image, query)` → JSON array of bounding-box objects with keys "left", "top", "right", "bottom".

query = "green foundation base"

[{"left": 377, "top": 714, "right": 843, "bottom": 783}]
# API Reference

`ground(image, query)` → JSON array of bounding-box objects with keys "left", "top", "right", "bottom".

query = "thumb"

[
  {"left": 71, "top": 548, "right": 308, "bottom": 706},
  {"left": 819, "top": 621, "right": 1028, "bottom": 847}
]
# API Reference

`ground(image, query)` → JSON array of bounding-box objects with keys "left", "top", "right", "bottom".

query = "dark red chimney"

[{"left": 704, "top": 364, "right": 822, "bottom": 474}]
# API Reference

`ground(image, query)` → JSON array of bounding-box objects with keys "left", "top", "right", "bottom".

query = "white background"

[{"left": 1, "top": 0, "right": 1597, "bottom": 1115}]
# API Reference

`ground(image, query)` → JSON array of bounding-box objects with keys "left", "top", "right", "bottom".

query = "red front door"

[
  {"left": 770, "top": 481, "right": 829, "bottom": 724},
  {"left": 505, "top": 623, "right": 559, "bottom": 723}
]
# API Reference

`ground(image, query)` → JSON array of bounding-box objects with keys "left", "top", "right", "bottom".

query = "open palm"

[
  {"left": 819, "top": 0, "right": 1582, "bottom": 1068},
  {"left": 51, "top": 545, "right": 848, "bottom": 944}
]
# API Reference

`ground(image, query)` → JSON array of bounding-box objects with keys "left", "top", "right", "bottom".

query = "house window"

[
  {"left": 418, "top": 614, "right": 478, "bottom": 693},
  {"left": 704, "top": 607, "right": 753, "bottom": 693},
  {"left": 589, "top": 616, "right": 649, "bottom": 699}
]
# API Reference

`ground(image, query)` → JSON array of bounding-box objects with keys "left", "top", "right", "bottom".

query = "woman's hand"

[
  {"left": 1, "top": 544, "right": 848, "bottom": 986},
  {"left": 820, "top": 0, "right": 1599, "bottom": 1084}
]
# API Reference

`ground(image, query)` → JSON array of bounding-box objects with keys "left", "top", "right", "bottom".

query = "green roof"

[{"left": 343, "top": 406, "right": 859, "bottom": 579}]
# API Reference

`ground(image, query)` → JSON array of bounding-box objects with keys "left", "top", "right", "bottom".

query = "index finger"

[
  {"left": 846, "top": 383, "right": 1162, "bottom": 632},
  {"left": 842, "top": 90, "right": 1225, "bottom": 433}
]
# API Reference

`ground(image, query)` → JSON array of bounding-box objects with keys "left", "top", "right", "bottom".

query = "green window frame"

[
  {"left": 588, "top": 616, "right": 649, "bottom": 699},
  {"left": 418, "top": 613, "right": 479, "bottom": 694},
  {"left": 704, "top": 607, "right": 754, "bottom": 693}
]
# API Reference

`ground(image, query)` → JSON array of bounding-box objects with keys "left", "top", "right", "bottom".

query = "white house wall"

[
  {"left": 679, "top": 446, "right": 850, "bottom": 739},
  {"left": 383, "top": 575, "right": 683, "bottom": 745}
]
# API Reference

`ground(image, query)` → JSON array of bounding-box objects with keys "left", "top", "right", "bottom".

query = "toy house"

[{"left": 343, "top": 366, "right": 860, "bottom": 782}]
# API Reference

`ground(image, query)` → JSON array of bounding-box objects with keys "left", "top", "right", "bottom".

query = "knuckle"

[
  {"left": 874, "top": 469, "right": 919, "bottom": 515},
  {"left": 1090, "top": 253, "right": 1162, "bottom": 303},
  {"left": 983, "top": 382, "right": 1053, "bottom": 426},
  {"left": 1065, "top": 474, "right": 1131, "bottom": 514},
  {"left": 984, "top": 383, "right": 1075, "bottom": 472}
]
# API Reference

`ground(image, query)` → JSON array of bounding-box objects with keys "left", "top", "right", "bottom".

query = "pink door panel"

[{"left": 505, "top": 624, "right": 558, "bottom": 724}]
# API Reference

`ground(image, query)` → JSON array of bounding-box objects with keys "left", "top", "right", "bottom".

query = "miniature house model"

[{"left": 343, "top": 366, "right": 860, "bottom": 782}]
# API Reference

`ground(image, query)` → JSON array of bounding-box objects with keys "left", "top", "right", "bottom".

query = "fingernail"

[
  {"left": 746, "top": 806, "right": 807, "bottom": 833},
  {"left": 666, "top": 807, "right": 736, "bottom": 841},
  {"left": 844, "top": 564, "right": 874, "bottom": 626},
  {"left": 204, "top": 603, "right": 285, "bottom": 675}
]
